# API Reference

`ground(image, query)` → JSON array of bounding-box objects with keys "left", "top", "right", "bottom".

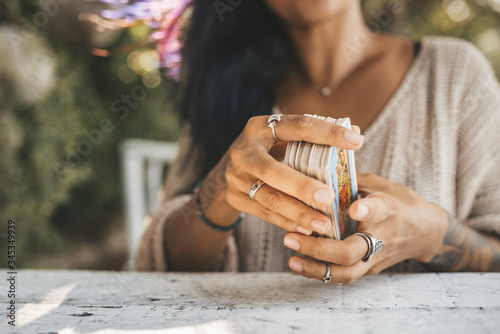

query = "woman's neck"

[{"left": 284, "top": 4, "right": 372, "bottom": 89}]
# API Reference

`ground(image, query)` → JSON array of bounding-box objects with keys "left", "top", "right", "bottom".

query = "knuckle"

[
  {"left": 358, "top": 172, "right": 370, "bottom": 179},
  {"left": 329, "top": 124, "right": 342, "bottom": 138},
  {"left": 309, "top": 242, "right": 327, "bottom": 260},
  {"left": 308, "top": 245, "right": 319, "bottom": 259},
  {"left": 261, "top": 190, "right": 281, "bottom": 212},
  {"left": 274, "top": 216, "right": 289, "bottom": 230},
  {"left": 296, "top": 179, "right": 310, "bottom": 198},
  {"left": 227, "top": 163, "right": 246, "bottom": 180},
  {"left": 295, "top": 211, "right": 310, "bottom": 225},
  {"left": 258, "top": 206, "right": 273, "bottom": 222},
  {"left": 383, "top": 232, "right": 395, "bottom": 248},
  {"left": 339, "top": 247, "right": 358, "bottom": 266},
  {"left": 229, "top": 147, "right": 244, "bottom": 164},
  {"left": 246, "top": 116, "right": 262, "bottom": 132},
  {"left": 340, "top": 274, "right": 359, "bottom": 285},
  {"left": 386, "top": 178, "right": 396, "bottom": 189},
  {"left": 224, "top": 165, "right": 237, "bottom": 183},
  {"left": 366, "top": 267, "right": 382, "bottom": 275},
  {"left": 293, "top": 115, "right": 314, "bottom": 130}
]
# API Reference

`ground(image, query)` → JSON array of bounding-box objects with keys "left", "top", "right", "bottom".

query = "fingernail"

[
  {"left": 289, "top": 259, "right": 304, "bottom": 273},
  {"left": 352, "top": 125, "right": 361, "bottom": 134},
  {"left": 356, "top": 204, "right": 369, "bottom": 219},
  {"left": 311, "top": 219, "right": 329, "bottom": 234},
  {"left": 345, "top": 130, "right": 364, "bottom": 145},
  {"left": 284, "top": 236, "right": 300, "bottom": 251},
  {"left": 314, "top": 188, "right": 334, "bottom": 205},
  {"left": 296, "top": 225, "right": 312, "bottom": 235}
]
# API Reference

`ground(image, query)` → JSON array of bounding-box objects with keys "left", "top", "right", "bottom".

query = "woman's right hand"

[{"left": 223, "top": 114, "right": 364, "bottom": 236}]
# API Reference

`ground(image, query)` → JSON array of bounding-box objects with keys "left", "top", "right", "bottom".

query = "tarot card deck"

[{"left": 283, "top": 115, "right": 358, "bottom": 240}]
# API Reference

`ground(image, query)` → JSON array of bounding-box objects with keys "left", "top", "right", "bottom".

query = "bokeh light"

[{"left": 445, "top": 0, "right": 472, "bottom": 22}]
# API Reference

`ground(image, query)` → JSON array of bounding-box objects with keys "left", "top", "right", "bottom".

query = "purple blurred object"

[{"left": 86, "top": 0, "right": 192, "bottom": 81}]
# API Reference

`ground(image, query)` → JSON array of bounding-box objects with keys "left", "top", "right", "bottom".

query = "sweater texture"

[{"left": 136, "top": 37, "right": 500, "bottom": 273}]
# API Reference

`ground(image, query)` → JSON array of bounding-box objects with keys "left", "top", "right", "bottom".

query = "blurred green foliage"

[
  {"left": 0, "top": 0, "right": 498, "bottom": 268},
  {"left": 363, "top": 0, "right": 500, "bottom": 76},
  {"left": 1, "top": 0, "right": 179, "bottom": 267}
]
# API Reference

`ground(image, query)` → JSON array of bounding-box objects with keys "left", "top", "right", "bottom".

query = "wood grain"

[{"left": 2, "top": 270, "right": 500, "bottom": 333}]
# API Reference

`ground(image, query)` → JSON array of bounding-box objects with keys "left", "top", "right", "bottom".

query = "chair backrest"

[{"left": 120, "top": 139, "right": 178, "bottom": 270}]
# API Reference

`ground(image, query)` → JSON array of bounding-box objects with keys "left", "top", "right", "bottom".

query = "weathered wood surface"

[{"left": 1, "top": 270, "right": 500, "bottom": 334}]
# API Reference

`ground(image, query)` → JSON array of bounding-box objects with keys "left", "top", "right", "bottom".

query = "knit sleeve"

[
  {"left": 135, "top": 125, "right": 240, "bottom": 271},
  {"left": 455, "top": 42, "right": 500, "bottom": 236},
  {"left": 135, "top": 194, "right": 192, "bottom": 271}
]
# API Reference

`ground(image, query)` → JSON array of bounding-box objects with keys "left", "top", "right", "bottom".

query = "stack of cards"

[{"left": 284, "top": 115, "right": 358, "bottom": 240}]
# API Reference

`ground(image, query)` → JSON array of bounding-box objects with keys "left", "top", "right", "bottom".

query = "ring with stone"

[
  {"left": 322, "top": 262, "right": 332, "bottom": 283},
  {"left": 268, "top": 114, "right": 283, "bottom": 142},
  {"left": 354, "top": 232, "right": 384, "bottom": 263}
]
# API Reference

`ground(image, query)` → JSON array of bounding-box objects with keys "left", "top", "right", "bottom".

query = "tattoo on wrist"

[{"left": 427, "top": 215, "right": 500, "bottom": 272}]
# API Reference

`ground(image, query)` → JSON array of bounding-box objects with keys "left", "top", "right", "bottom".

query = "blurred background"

[{"left": 1, "top": 0, "right": 499, "bottom": 270}]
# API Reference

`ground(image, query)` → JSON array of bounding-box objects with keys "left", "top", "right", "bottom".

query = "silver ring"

[
  {"left": 268, "top": 114, "right": 283, "bottom": 142},
  {"left": 354, "top": 232, "right": 384, "bottom": 263},
  {"left": 322, "top": 262, "right": 332, "bottom": 283},
  {"left": 249, "top": 180, "right": 265, "bottom": 201}
]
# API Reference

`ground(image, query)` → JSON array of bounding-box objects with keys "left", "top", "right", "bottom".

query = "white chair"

[{"left": 120, "top": 139, "right": 178, "bottom": 270}]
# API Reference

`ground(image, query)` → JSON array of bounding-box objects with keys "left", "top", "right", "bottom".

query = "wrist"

[
  {"left": 418, "top": 204, "right": 449, "bottom": 263},
  {"left": 196, "top": 171, "right": 241, "bottom": 228}
]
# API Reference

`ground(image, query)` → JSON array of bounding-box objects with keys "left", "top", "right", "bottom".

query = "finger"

[
  {"left": 229, "top": 171, "right": 332, "bottom": 234},
  {"left": 283, "top": 232, "right": 370, "bottom": 266},
  {"left": 269, "top": 141, "right": 288, "bottom": 162},
  {"left": 365, "top": 257, "right": 396, "bottom": 276},
  {"left": 243, "top": 149, "right": 336, "bottom": 206},
  {"left": 356, "top": 173, "right": 393, "bottom": 193},
  {"left": 352, "top": 125, "right": 361, "bottom": 134},
  {"left": 252, "top": 184, "right": 332, "bottom": 234},
  {"left": 226, "top": 188, "right": 314, "bottom": 235},
  {"left": 248, "top": 115, "right": 364, "bottom": 150},
  {"left": 348, "top": 193, "right": 391, "bottom": 223},
  {"left": 288, "top": 256, "right": 370, "bottom": 285}
]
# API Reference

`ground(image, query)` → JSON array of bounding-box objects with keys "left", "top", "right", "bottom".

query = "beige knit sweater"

[{"left": 136, "top": 36, "right": 500, "bottom": 273}]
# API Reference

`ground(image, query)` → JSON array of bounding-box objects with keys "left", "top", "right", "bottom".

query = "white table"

[{"left": 2, "top": 270, "right": 500, "bottom": 334}]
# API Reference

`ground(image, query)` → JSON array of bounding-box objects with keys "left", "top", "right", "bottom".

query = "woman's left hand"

[{"left": 283, "top": 173, "right": 449, "bottom": 284}]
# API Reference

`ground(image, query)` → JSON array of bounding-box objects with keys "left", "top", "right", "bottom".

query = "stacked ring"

[{"left": 354, "top": 232, "right": 385, "bottom": 263}]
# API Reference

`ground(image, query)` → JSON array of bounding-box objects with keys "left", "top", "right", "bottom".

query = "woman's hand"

[
  {"left": 224, "top": 115, "right": 364, "bottom": 236},
  {"left": 283, "top": 173, "right": 449, "bottom": 284}
]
